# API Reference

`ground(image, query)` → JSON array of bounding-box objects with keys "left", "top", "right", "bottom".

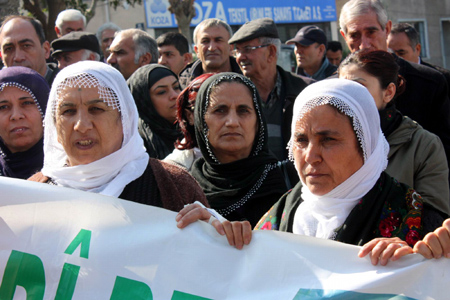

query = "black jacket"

[
  {"left": 277, "top": 66, "right": 315, "bottom": 157},
  {"left": 178, "top": 56, "right": 242, "bottom": 89},
  {"left": 394, "top": 55, "right": 450, "bottom": 176},
  {"left": 45, "top": 63, "right": 59, "bottom": 87},
  {"left": 421, "top": 60, "right": 450, "bottom": 99}
]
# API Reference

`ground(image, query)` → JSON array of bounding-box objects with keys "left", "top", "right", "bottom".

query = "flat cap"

[
  {"left": 228, "top": 18, "right": 279, "bottom": 44},
  {"left": 286, "top": 25, "right": 327, "bottom": 46},
  {"left": 51, "top": 31, "right": 100, "bottom": 56}
]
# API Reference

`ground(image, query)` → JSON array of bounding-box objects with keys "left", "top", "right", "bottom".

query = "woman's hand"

[
  {"left": 176, "top": 202, "right": 223, "bottom": 231},
  {"left": 176, "top": 203, "right": 252, "bottom": 249},
  {"left": 221, "top": 220, "right": 252, "bottom": 250},
  {"left": 358, "top": 237, "right": 413, "bottom": 266},
  {"left": 413, "top": 219, "right": 450, "bottom": 259}
]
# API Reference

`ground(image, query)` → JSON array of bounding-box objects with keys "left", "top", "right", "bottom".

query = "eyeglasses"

[{"left": 231, "top": 44, "right": 270, "bottom": 57}]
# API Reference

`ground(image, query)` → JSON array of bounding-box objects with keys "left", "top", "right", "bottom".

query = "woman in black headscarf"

[
  {"left": 191, "top": 72, "right": 292, "bottom": 227},
  {"left": 128, "top": 64, "right": 183, "bottom": 159},
  {"left": 0, "top": 66, "right": 49, "bottom": 179}
]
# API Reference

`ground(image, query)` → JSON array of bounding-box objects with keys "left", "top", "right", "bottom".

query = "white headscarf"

[
  {"left": 289, "top": 79, "right": 389, "bottom": 239},
  {"left": 42, "top": 61, "right": 149, "bottom": 197}
]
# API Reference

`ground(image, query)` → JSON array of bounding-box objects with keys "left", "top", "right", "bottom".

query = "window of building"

[
  {"left": 398, "top": 19, "right": 429, "bottom": 59},
  {"left": 441, "top": 19, "right": 450, "bottom": 69}
]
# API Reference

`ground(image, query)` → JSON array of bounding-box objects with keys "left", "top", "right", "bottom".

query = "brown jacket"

[{"left": 29, "top": 158, "right": 208, "bottom": 212}]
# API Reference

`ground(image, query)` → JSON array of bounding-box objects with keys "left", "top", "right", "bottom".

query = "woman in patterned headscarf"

[
  {"left": 0, "top": 67, "right": 49, "bottom": 179},
  {"left": 190, "top": 72, "right": 292, "bottom": 227},
  {"left": 29, "top": 61, "right": 207, "bottom": 211}
]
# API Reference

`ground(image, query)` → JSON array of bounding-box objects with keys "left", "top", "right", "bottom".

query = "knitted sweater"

[{"left": 29, "top": 158, "right": 208, "bottom": 212}]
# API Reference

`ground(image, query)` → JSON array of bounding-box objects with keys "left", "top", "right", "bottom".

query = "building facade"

[
  {"left": 86, "top": 0, "right": 450, "bottom": 68},
  {"left": 86, "top": 0, "right": 338, "bottom": 46}
]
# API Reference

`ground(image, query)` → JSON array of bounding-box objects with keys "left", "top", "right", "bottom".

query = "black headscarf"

[
  {"left": 191, "top": 73, "right": 288, "bottom": 227},
  {"left": 128, "top": 64, "right": 183, "bottom": 159},
  {"left": 379, "top": 102, "right": 403, "bottom": 137},
  {"left": 0, "top": 66, "right": 49, "bottom": 179}
]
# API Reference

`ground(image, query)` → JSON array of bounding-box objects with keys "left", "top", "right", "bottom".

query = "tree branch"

[
  {"left": 23, "top": 0, "right": 48, "bottom": 29},
  {"left": 85, "top": 0, "right": 98, "bottom": 23},
  {"left": 168, "top": 0, "right": 196, "bottom": 27}
]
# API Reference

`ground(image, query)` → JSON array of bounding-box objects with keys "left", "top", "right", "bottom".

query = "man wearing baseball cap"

[
  {"left": 287, "top": 25, "right": 337, "bottom": 80},
  {"left": 51, "top": 31, "right": 101, "bottom": 70},
  {"left": 229, "top": 18, "right": 313, "bottom": 161}
]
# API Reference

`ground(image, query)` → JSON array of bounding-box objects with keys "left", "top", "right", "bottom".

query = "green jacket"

[{"left": 386, "top": 116, "right": 450, "bottom": 215}]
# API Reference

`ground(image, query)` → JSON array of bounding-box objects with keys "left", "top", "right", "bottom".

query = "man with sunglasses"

[{"left": 229, "top": 18, "right": 313, "bottom": 161}]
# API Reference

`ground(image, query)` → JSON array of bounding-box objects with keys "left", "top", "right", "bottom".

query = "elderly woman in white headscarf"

[
  {"left": 177, "top": 78, "right": 445, "bottom": 265},
  {"left": 30, "top": 61, "right": 207, "bottom": 211}
]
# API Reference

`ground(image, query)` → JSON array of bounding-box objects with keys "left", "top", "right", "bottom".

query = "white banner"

[{"left": 0, "top": 176, "right": 448, "bottom": 300}]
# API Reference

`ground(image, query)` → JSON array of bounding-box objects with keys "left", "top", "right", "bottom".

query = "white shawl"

[
  {"left": 289, "top": 79, "right": 389, "bottom": 239},
  {"left": 42, "top": 61, "right": 149, "bottom": 197}
]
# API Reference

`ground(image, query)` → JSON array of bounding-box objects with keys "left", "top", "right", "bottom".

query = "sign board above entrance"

[{"left": 144, "top": 0, "right": 337, "bottom": 28}]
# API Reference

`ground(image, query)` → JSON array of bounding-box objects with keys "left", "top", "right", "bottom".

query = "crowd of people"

[{"left": 1, "top": 0, "right": 450, "bottom": 286}]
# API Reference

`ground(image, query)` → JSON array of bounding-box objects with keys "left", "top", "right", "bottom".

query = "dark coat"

[
  {"left": 421, "top": 60, "right": 450, "bottom": 99},
  {"left": 296, "top": 57, "right": 337, "bottom": 81},
  {"left": 277, "top": 66, "right": 315, "bottom": 153},
  {"left": 394, "top": 55, "right": 450, "bottom": 175},
  {"left": 178, "top": 56, "right": 242, "bottom": 89},
  {"left": 45, "top": 63, "right": 59, "bottom": 87}
]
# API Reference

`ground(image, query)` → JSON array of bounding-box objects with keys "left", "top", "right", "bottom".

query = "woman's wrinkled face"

[
  {"left": 339, "top": 64, "right": 387, "bottom": 110},
  {"left": 204, "top": 82, "right": 258, "bottom": 164},
  {"left": 0, "top": 86, "right": 43, "bottom": 153},
  {"left": 149, "top": 75, "right": 181, "bottom": 123},
  {"left": 55, "top": 86, "right": 123, "bottom": 166},
  {"left": 293, "top": 105, "right": 364, "bottom": 195}
]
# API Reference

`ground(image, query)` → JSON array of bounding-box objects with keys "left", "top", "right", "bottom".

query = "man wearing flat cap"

[
  {"left": 51, "top": 31, "right": 100, "bottom": 70},
  {"left": 287, "top": 25, "right": 336, "bottom": 80},
  {"left": 229, "top": 17, "right": 313, "bottom": 161}
]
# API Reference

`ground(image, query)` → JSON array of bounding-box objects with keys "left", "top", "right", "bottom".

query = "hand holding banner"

[{"left": 0, "top": 177, "right": 448, "bottom": 299}]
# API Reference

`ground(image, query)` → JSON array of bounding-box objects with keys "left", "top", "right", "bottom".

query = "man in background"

[
  {"left": 0, "top": 16, "right": 58, "bottom": 85},
  {"left": 54, "top": 9, "right": 86, "bottom": 38},
  {"left": 178, "top": 18, "right": 241, "bottom": 88},
  {"left": 229, "top": 18, "right": 313, "bottom": 161},
  {"left": 51, "top": 31, "right": 101, "bottom": 70},
  {"left": 339, "top": 0, "right": 450, "bottom": 143},
  {"left": 157, "top": 32, "right": 192, "bottom": 75},
  {"left": 107, "top": 29, "right": 158, "bottom": 80},
  {"left": 327, "top": 40, "right": 343, "bottom": 66},
  {"left": 286, "top": 25, "right": 336, "bottom": 80},
  {"left": 96, "top": 22, "right": 121, "bottom": 62},
  {"left": 387, "top": 22, "right": 450, "bottom": 96}
]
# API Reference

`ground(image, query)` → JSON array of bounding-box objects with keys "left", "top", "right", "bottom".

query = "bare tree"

[
  {"left": 0, "top": 0, "right": 20, "bottom": 21},
  {"left": 19, "top": 0, "right": 141, "bottom": 42},
  {"left": 168, "top": 0, "right": 195, "bottom": 45}
]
